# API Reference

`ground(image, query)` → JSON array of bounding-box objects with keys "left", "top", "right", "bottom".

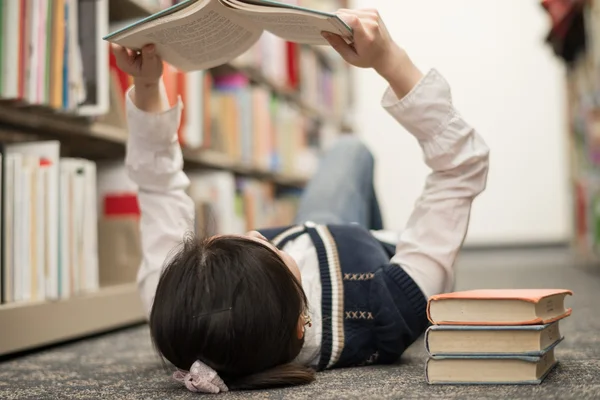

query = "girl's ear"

[{"left": 297, "top": 317, "right": 305, "bottom": 340}]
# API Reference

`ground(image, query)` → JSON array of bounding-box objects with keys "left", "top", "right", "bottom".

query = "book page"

[
  {"left": 230, "top": 11, "right": 347, "bottom": 44},
  {"left": 112, "top": 1, "right": 263, "bottom": 71}
]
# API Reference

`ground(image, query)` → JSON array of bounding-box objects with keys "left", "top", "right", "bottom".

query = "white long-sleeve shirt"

[{"left": 124, "top": 68, "right": 490, "bottom": 368}]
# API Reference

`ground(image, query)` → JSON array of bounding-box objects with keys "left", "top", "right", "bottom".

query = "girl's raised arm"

[{"left": 113, "top": 44, "right": 196, "bottom": 315}]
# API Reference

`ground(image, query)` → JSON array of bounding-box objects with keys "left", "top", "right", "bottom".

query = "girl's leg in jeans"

[{"left": 294, "top": 136, "right": 383, "bottom": 230}]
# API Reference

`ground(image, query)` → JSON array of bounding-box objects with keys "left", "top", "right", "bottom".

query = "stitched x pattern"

[
  {"left": 343, "top": 273, "right": 375, "bottom": 281},
  {"left": 345, "top": 311, "right": 374, "bottom": 320}
]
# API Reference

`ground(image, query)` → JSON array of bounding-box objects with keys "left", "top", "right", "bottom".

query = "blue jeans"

[{"left": 294, "top": 137, "right": 384, "bottom": 230}]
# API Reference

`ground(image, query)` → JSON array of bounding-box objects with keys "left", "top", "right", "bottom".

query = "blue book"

[
  {"left": 101, "top": 0, "right": 352, "bottom": 72},
  {"left": 425, "top": 322, "right": 563, "bottom": 357},
  {"left": 425, "top": 338, "right": 561, "bottom": 385}
]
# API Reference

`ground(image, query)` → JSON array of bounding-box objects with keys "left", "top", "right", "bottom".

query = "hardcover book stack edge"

[{"left": 424, "top": 289, "right": 573, "bottom": 385}]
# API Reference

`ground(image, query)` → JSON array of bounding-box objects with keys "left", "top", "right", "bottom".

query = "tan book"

[
  {"left": 426, "top": 348, "right": 558, "bottom": 385},
  {"left": 425, "top": 323, "right": 563, "bottom": 356}
]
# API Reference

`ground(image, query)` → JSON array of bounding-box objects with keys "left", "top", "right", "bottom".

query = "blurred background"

[
  {"left": 354, "top": 0, "right": 570, "bottom": 247},
  {"left": 0, "top": 0, "right": 595, "bottom": 372}
]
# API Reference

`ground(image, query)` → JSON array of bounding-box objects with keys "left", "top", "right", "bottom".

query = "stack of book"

[{"left": 425, "top": 289, "right": 573, "bottom": 385}]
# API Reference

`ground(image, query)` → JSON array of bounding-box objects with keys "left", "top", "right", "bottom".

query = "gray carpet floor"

[{"left": 1, "top": 247, "right": 599, "bottom": 399}]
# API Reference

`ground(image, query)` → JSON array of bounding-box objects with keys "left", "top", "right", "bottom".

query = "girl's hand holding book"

[
  {"left": 322, "top": 9, "right": 423, "bottom": 98},
  {"left": 111, "top": 43, "right": 163, "bottom": 86},
  {"left": 111, "top": 43, "right": 165, "bottom": 113}
]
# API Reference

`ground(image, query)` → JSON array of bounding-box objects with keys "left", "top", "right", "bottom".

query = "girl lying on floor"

[{"left": 111, "top": 7, "right": 489, "bottom": 393}]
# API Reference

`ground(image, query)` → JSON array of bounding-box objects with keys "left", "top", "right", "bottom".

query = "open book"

[{"left": 103, "top": 0, "right": 353, "bottom": 71}]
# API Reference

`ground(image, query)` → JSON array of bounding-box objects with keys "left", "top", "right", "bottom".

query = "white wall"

[{"left": 351, "top": 0, "right": 571, "bottom": 245}]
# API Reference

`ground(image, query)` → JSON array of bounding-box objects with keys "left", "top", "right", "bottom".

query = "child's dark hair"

[{"left": 149, "top": 233, "right": 316, "bottom": 390}]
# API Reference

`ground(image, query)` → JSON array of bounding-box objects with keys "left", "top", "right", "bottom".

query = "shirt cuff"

[
  {"left": 125, "top": 84, "right": 183, "bottom": 149},
  {"left": 381, "top": 69, "right": 455, "bottom": 143}
]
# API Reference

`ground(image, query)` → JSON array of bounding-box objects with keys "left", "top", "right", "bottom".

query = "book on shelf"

[
  {"left": 424, "top": 289, "right": 572, "bottom": 385},
  {"left": 0, "top": 141, "right": 99, "bottom": 305},
  {"left": 76, "top": 0, "right": 110, "bottom": 115},
  {"left": 102, "top": 0, "right": 353, "bottom": 72},
  {"left": 426, "top": 289, "right": 573, "bottom": 325},
  {"left": 59, "top": 158, "right": 99, "bottom": 299}
]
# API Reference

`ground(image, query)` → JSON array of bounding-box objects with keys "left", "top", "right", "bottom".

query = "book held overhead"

[{"left": 103, "top": 0, "right": 353, "bottom": 71}]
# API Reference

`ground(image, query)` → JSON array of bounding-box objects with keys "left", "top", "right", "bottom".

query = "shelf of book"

[
  {"left": 0, "top": 103, "right": 309, "bottom": 188},
  {"left": 0, "top": 284, "right": 144, "bottom": 357}
]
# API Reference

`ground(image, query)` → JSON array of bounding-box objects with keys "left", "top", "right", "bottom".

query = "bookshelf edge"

[{"left": 0, "top": 284, "right": 145, "bottom": 357}]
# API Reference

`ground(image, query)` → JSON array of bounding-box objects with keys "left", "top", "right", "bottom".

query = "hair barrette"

[{"left": 173, "top": 360, "right": 228, "bottom": 394}]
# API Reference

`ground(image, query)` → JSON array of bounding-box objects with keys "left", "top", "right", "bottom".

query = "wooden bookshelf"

[{"left": 0, "top": 284, "right": 145, "bottom": 357}]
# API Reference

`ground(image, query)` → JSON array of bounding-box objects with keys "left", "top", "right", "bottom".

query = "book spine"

[{"left": 424, "top": 326, "right": 432, "bottom": 356}]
